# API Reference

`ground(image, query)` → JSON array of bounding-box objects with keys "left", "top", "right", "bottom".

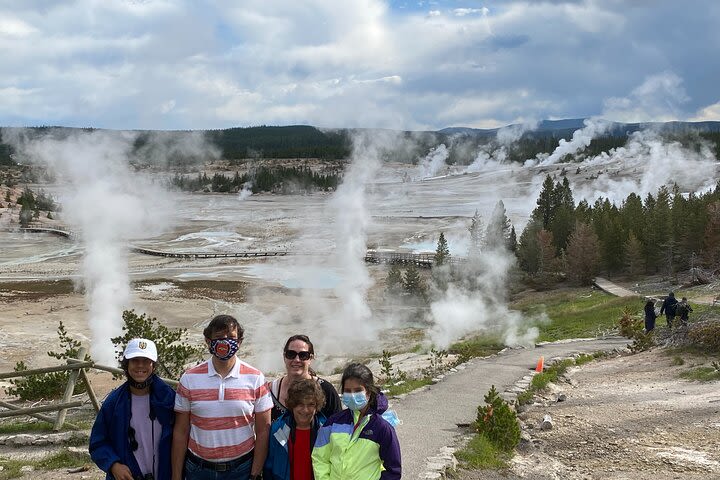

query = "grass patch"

[
  {"left": 385, "top": 378, "right": 433, "bottom": 396},
  {"left": 455, "top": 433, "right": 509, "bottom": 469},
  {"left": 511, "top": 288, "right": 642, "bottom": 342},
  {"left": 0, "top": 421, "right": 55, "bottom": 435},
  {"left": 0, "top": 458, "right": 23, "bottom": 480},
  {"left": 0, "top": 449, "right": 91, "bottom": 480},
  {"left": 36, "top": 449, "right": 91, "bottom": 470},
  {"left": 671, "top": 356, "right": 685, "bottom": 366},
  {"left": 516, "top": 390, "right": 534, "bottom": 406},
  {"left": 530, "top": 358, "right": 574, "bottom": 391},
  {"left": 519, "top": 354, "right": 603, "bottom": 406},
  {"left": 0, "top": 418, "right": 91, "bottom": 435},
  {"left": 679, "top": 366, "right": 720, "bottom": 382},
  {"left": 448, "top": 334, "right": 505, "bottom": 361}
]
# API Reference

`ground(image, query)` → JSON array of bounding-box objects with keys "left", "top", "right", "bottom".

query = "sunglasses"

[{"left": 284, "top": 350, "right": 312, "bottom": 361}]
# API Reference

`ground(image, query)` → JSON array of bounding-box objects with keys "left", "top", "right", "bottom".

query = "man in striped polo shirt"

[{"left": 171, "top": 315, "right": 272, "bottom": 480}]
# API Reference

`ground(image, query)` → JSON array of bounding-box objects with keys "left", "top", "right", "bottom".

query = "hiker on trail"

[
  {"left": 267, "top": 334, "right": 341, "bottom": 423},
  {"left": 675, "top": 297, "right": 693, "bottom": 327},
  {"left": 89, "top": 338, "right": 176, "bottom": 480},
  {"left": 644, "top": 299, "right": 657, "bottom": 332},
  {"left": 172, "top": 315, "right": 272, "bottom": 480},
  {"left": 264, "top": 378, "right": 327, "bottom": 480},
  {"left": 312, "top": 363, "right": 401, "bottom": 480},
  {"left": 660, "top": 291, "right": 679, "bottom": 328}
]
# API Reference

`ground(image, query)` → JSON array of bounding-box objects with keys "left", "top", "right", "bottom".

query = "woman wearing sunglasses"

[
  {"left": 90, "top": 338, "right": 176, "bottom": 480},
  {"left": 267, "top": 335, "right": 341, "bottom": 422}
]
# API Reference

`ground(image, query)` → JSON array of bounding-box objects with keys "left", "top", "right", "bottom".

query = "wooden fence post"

[{"left": 54, "top": 346, "right": 87, "bottom": 431}]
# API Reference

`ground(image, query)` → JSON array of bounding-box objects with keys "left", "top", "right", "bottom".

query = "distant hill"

[
  {"left": 440, "top": 119, "right": 720, "bottom": 138},
  {"left": 1, "top": 120, "right": 719, "bottom": 167}
]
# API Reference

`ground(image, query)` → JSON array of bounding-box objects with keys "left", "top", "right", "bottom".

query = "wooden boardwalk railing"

[{"left": 19, "top": 226, "right": 465, "bottom": 266}]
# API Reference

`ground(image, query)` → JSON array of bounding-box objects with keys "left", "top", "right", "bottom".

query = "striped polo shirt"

[{"left": 175, "top": 358, "right": 272, "bottom": 462}]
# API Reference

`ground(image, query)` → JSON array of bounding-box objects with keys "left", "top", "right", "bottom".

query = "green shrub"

[
  {"left": 679, "top": 366, "right": 720, "bottom": 382},
  {"left": 687, "top": 322, "right": 720, "bottom": 353},
  {"left": 618, "top": 307, "right": 654, "bottom": 353},
  {"left": 476, "top": 385, "right": 521, "bottom": 452},
  {"left": 455, "top": 433, "right": 508, "bottom": 469},
  {"left": 111, "top": 310, "right": 205, "bottom": 379},
  {"left": 671, "top": 356, "right": 685, "bottom": 366},
  {"left": 5, "top": 321, "right": 88, "bottom": 401},
  {"left": 379, "top": 350, "right": 408, "bottom": 387}
]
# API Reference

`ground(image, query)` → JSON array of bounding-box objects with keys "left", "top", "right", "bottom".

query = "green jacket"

[{"left": 312, "top": 393, "right": 401, "bottom": 480}]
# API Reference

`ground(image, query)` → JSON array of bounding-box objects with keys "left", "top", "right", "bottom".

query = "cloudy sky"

[{"left": 1, "top": 0, "right": 719, "bottom": 131}]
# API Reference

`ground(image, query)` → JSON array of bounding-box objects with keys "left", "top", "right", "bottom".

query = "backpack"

[{"left": 675, "top": 303, "right": 688, "bottom": 317}]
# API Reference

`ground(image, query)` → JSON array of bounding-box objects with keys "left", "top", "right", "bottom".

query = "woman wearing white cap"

[{"left": 90, "top": 338, "right": 176, "bottom": 480}]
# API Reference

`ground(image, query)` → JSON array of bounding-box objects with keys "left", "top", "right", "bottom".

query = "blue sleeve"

[
  {"left": 378, "top": 422, "right": 402, "bottom": 480},
  {"left": 88, "top": 397, "right": 121, "bottom": 473}
]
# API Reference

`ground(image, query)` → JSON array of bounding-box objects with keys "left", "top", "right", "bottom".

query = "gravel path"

[{"left": 392, "top": 336, "right": 629, "bottom": 479}]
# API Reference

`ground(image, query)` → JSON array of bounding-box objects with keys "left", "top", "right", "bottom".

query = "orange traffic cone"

[{"left": 535, "top": 356, "right": 544, "bottom": 373}]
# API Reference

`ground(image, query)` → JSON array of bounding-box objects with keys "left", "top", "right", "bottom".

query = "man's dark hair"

[{"left": 203, "top": 314, "right": 244, "bottom": 341}]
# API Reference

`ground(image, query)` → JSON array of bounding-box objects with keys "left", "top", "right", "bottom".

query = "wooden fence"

[{"left": 0, "top": 347, "right": 178, "bottom": 430}]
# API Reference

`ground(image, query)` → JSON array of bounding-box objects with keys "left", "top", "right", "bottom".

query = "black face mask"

[{"left": 127, "top": 374, "right": 155, "bottom": 389}]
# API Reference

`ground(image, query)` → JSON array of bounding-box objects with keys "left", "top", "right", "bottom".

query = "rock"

[
  {"left": 518, "top": 431, "right": 534, "bottom": 453},
  {"left": 557, "top": 393, "right": 567, "bottom": 402},
  {"left": 20, "top": 466, "right": 34, "bottom": 473},
  {"left": 10, "top": 434, "right": 34, "bottom": 446},
  {"left": 540, "top": 414, "right": 554, "bottom": 430}
]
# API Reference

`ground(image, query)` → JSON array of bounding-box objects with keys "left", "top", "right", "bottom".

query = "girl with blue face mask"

[{"left": 312, "top": 363, "right": 402, "bottom": 480}]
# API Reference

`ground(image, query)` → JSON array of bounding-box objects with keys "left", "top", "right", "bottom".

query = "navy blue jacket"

[
  {"left": 89, "top": 375, "right": 175, "bottom": 480},
  {"left": 264, "top": 409, "right": 326, "bottom": 480}
]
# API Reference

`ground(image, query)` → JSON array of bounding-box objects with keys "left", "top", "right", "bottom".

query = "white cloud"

[
  {"left": 691, "top": 101, "right": 720, "bottom": 121},
  {"left": 0, "top": 0, "right": 718, "bottom": 129},
  {"left": 603, "top": 72, "right": 690, "bottom": 122}
]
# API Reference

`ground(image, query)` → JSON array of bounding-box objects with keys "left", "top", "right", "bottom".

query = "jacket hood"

[{"left": 373, "top": 392, "right": 389, "bottom": 414}]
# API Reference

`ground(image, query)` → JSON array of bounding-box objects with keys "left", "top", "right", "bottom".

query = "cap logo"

[{"left": 139, "top": 341, "right": 147, "bottom": 349}]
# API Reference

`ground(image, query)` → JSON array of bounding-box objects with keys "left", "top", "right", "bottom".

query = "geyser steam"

[{"left": 3, "top": 129, "right": 174, "bottom": 364}]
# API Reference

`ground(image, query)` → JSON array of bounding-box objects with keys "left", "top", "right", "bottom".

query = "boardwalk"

[
  {"left": 19, "top": 226, "right": 463, "bottom": 266},
  {"left": 593, "top": 277, "right": 640, "bottom": 297}
]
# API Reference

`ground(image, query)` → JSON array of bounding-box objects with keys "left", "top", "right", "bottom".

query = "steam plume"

[
  {"left": 415, "top": 144, "right": 449, "bottom": 180},
  {"left": 2, "top": 129, "right": 175, "bottom": 364}
]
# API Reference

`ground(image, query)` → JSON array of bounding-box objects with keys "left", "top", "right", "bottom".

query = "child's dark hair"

[
  {"left": 341, "top": 363, "right": 379, "bottom": 410},
  {"left": 203, "top": 314, "right": 244, "bottom": 341}
]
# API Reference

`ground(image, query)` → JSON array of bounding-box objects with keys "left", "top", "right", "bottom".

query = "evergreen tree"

[
  {"left": 532, "top": 175, "right": 556, "bottom": 228},
  {"left": 403, "top": 264, "right": 424, "bottom": 296},
  {"left": 468, "top": 211, "right": 484, "bottom": 257},
  {"left": 565, "top": 222, "right": 600, "bottom": 285},
  {"left": 703, "top": 201, "right": 720, "bottom": 268},
  {"left": 386, "top": 264, "right": 404, "bottom": 294},
  {"left": 536, "top": 229, "right": 557, "bottom": 273},
  {"left": 517, "top": 220, "right": 542, "bottom": 274},
  {"left": 620, "top": 193, "right": 645, "bottom": 242},
  {"left": 434, "top": 232, "right": 450, "bottom": 266},
  {"left": 624, "top": 232, "right": 645, "bottom": 275},
  {"left": 485, "top": 200, "right": 512, "bottom": 250},
  {"left": 508, "top": 225, "right": 517, "bottom": 253}
]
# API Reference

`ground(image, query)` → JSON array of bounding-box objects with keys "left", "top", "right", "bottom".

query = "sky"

[{"left": 1, "top": 0, "right": 719, "bottom": 131}]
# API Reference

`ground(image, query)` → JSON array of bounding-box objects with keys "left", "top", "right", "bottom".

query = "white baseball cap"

[{"left": 123, "top": 338, "right": 158, "bottom": 362}]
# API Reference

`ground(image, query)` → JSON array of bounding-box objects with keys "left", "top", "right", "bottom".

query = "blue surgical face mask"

[
  {"left": 342, "top": 391, "right": 368, "bottom": 411},
  {"left": 209, "top": 338, "right": 239, "bottom": 361},
  {"left": 382, "top": 410, "right": 402, "bottom": 428}
]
